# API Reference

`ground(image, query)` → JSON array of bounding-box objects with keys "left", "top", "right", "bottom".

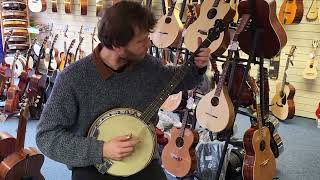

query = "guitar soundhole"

[
  {"left": 176, "top": 137, "right": 184, "bottom": 148},
  {"left": 310, "top": 64, "right": 313, "bottom": 68},
  {"left": 207, "top": 9, "right": 217, "bottom": 19},
  {"left": 211, "top": 97, "right": 219, "bottom": 106},
  {"left": 260, "top": 140, "right": 266, "bottom": 151},
  {"left": 165, "top": 17, "right": 172, "bottom": 24}
]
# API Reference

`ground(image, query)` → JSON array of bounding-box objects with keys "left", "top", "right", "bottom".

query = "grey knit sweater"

[{"left": 36, "top": 54, "right": 204, "bottom": 168}]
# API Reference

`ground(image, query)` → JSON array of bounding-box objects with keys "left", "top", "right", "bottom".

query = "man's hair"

[{"left": 98, "top": 1, "right": 156, "bottom": 49}]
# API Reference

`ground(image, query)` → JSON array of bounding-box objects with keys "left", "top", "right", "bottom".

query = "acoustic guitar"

[
  {"left": 0, "top": 88, "right": 44, "bottom": 180},
  {"left": 303, "top": 40, "right": 318, "bottom": 80},
  {"left": 2, "top": 19, "right": 28, "bottom": 28},
  {"left": 278, "top": 0, "right": 304, "bottom": 24},
  {"left": 44, "top": 34, "right": 59, "bottom": 77},
  {"left": 2, "top": 10, "right": 27, "bottom": 19},
  {"left": 28, "top": 0, "right": 47, "bottom": 12},
  {"left": 52, "top": 0, "right": 58, "bottom": 12},
  {"left": 86, "top": 20, "right": 226, "bottom": 177},
  {"left": 195, "top": 15, "right": 251, "bottom": 133},
  {"left": 243, "top": 76, "right": 276, "bottom": 180},
  {"left": 271, "top": 45, "right": 296, "bottom": 121},
  {"left": 306, "top": 0, "right": 318, "bottom": 21},
  {"left": 65, "top": 0, "right": 72, "bottom": 13},
  {"left": 0, "top": 132, "right": 16, "bottom": 162},
  {"left": 161, "top": 92, "right": 199, "bottom": 177},
  {"left": 237, "top": 0, "right": 287, "bottom": 59},
  {"left": 80, "top": 0, "right": 88, "bottom": 15},
  {"left": 59, "top": 39, "right": 76, "bottom": 71},
  {"left": 149, "top": 1, "right": 183, "bottom": 48},
  {"left": 96, "top": 0, "right": 103, "bottom": 17},
  {"left": 4, "top": 50, "right": 20, "bottom": 113},
  {"left": 183, "top": 0, "right": 235, "bottom": 55},
  {"left": 0, "top": 31, "right": 13, "bottom": 97}
]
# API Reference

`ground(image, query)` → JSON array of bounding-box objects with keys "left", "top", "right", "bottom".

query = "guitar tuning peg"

[
  {"left": 34, "top": 104, "right": 38, "bottom": 108},
  {"left": 35, "top": 99, "right": 40, "bottom": 103},
  {"left": 37, "top": 95, "right": 41, "bottom": 99}
]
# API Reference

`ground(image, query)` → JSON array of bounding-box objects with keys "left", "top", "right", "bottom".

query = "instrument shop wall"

[{"left": 2, "top": 0, "right": 320, "bottom": 119}]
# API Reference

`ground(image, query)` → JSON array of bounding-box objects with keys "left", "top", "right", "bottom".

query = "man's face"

[{"left": 118, "top": 27, "right": 151, "bottom": 63}]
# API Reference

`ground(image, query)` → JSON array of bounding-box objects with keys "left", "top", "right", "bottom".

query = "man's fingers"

[{"left": 197, "top": 37, "right": 203, "bottom": 46}]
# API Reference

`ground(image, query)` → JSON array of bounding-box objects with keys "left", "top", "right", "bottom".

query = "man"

[{"left": 36, "top": 1, "right": 210, "bottom": 179}]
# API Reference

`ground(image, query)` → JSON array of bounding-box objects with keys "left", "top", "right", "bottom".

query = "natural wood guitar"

[
  {"left": 2, "top": 19, "right": 28, "bottom": 28},
  {"left": 278, "top": 0, "right": 304, "bottom": 24},
  {"left": 150, "top": 1, "right": 183, "bottom": 48},
  {"left": 238, "top": 0, "right": 287, "bottom": 58},
  {"left": 243, "top": 76, "right": 276, "bottom": 180},
  {"left": 162, "top": 95, "right": 199, "bottom": 177},
  {"left": 2, "top": 10, "right": 27, "bottom": 19},
  {"left": 271, "top": 45, "right": 296, "bottom": 121},
  {"left": 303, "top": 40, "right": 318, "bottom": 79},
  {"left": 306, "top": 0, "right": 318, "bottom": 21},
  {"left": 184, "top": 0, "right": 235, "bottom": 55}
]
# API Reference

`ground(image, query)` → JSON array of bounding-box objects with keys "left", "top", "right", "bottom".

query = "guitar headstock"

[
  {"left": 287, "top": 45, "right": 296, "bottom": 65},
  {"left": 63, "top": 25, "right": 69, "bottom": 38},
  {"left": 79, "top": 36, "right": 84, "bottom": 46},
  {"left": 52, "top": 34, "right": 59, "bottom": 46},
  {"left": 20, "top": 89, "right": 41, "bottom": 120},
  {"left": 68, "top": 39, "right": 76, "bottom": 52},
  {"left": 207, "top": 20, "right": 226, "bottom": 43},
  {"left": 79, "top": 25, "right": 83, "bottom": 40},
  {"left": 247, "top": 75, "right": 259, "bottom": 97},
  {"left": 26, "top": 38, "right": 38, "bottom": 57}
]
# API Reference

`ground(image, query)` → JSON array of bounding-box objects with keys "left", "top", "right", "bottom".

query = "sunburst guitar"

[
  {"left": 183, "top": 0, "right": 235, "bottom": 55},
  {"left": 303, "top": 40, "right": 318, "bottom": 79}
]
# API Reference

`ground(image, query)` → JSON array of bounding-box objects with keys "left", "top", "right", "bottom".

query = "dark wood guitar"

[
  {"left": 278, "top": 0, "right": 304, "bottom": 24},
  {"left": 243, "top": 76, "right": 276, "bottom": 180},
  {"left": 80, "top": 0, "right": 88, "bottom": 15},
  {"left": 0, "top": 132, "right": 16, "bottom": 162},
  {"left": 52, "top": 0, "right": 58, "bottom": 12},
  {"left": 161, "top": 92, "right": 199, "bottom": 177},
  {"left": 4, "top": 51, "right": 20, "bottom": 113},
  {"left": 271, "top": 45, "right": 296, "bottom": 120},
  {"left": 0, "top": 89, "right": 44, "bottom": 180},
  {"left": 237, "top": 0, "right": 287, "bottom": 58}
]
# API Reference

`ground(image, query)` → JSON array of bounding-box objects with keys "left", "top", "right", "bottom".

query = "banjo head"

[{"left": 88, "top": 108, "right": 156, "bottom": 177}]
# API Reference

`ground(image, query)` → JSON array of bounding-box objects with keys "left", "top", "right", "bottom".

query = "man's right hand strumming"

[{"left": 103, "top": 134, "right": 140, "bottom": 161}]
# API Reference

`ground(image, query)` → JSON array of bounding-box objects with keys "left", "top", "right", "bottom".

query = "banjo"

[{"left": 87, "top": 19, "right": 226, "bottom": 177}]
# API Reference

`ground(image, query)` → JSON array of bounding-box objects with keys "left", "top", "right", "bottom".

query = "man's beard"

[{"left": 119, "top": 48, "right": 146, "bottom": 65}]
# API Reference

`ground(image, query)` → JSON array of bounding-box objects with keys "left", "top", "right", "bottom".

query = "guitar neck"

[
  {"left": 178, "top": 109, "right": 189, "bottom": 137},
  {"left": 15, "top": 111, "right": 27, "bottom": 151},
  {"left": 214, "top": 61, "right": 230, "bottom": 97}
]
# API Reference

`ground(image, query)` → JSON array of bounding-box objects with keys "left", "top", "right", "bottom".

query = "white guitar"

[{"left": 28, "top": 0, "right": 47, "bottom": 12}]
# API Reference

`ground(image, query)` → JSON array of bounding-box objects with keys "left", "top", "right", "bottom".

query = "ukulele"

[
  {"left": 237, "top": 0, "right": 287, "bottom": 59},
  {"left": 0, "top": 89, "right": 44, "bottom": 180},
  {"left": 278, "top": 0, "right": 304, "bottom": 24},
  {"left": 80, "top": 0, "right": 88, "bottom": 15},
  {"left": 28, "top": 0, "right": 47, "bottom": 12},
  {"left": 195, "top": 14, "right": 251, "bottom": 133},
  {"left": 4, "top": 50, "right": 20, "bottom": 113},
  {"left": 59, "top": 39, "right": 76, "bottom": 71},
  {"left": 184, "top": 0, "right": 235, "bottom": 55},
  {"left": 52, "top": 0, "right": 58, "bottom": 12},
  {"left": 149, "top": 0, "right": 183, "bottom": 48},
  {"left": 161, "top": 91, "right": 199, "bottom": 177},
  {"left": 160, "top": 6, "right": 196, "bottom": 112},
  {"left": 306, "top": 0, "right": 318, "bottom": 21},
  {"left": 243, "top": 76, "right": 276, "bottom": 180},
  {"left": 65, "top": 0, "right": 72, "bottom": 13},
  {"left": 303, "top": 40, "right": 318, "bottom": 80},
  {"left": 0, "top": 31, "right": 13, "bottom": 98},
  {"left": 271, "top": 45, "right": 296, "bottom": 121}
]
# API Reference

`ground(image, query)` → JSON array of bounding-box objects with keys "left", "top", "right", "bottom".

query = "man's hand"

[
  {"left": 103, "top": 134, "right": 140, "bottom": 161},
  {"left": 194, "top": 37, "right": 210, "bottom": 69}
]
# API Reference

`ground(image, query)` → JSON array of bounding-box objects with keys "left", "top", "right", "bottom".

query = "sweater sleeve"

[{"left": 36, "top": 71, "right": 104, "bottom": 167}]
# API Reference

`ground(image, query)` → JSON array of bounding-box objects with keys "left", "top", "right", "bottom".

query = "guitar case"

[{"left": 225, "top": 146, "right": 244, "bottom": 180}]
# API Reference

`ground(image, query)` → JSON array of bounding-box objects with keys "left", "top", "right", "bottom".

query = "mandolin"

[
  {"left": 161, "top": 92, "right": 199, "bottom": 177},
  {"left": 64, "top": 0, "right": 72, "bottom": 13},
  {"left": 278, "top": 0, "right": 304, "bottom": 24},
  {"left": 149, "top": 0, "right": 183, "bottom": 48},
  {"left": 80, "top": 0, "right": 88, "bottom": 15},
  {"left": 303, "top": 40, "right": 318, "bottom": 80},
  {"left": 87, "top": 20, "right": 226, "bottom": 177},
  {"left": 306, "top": 0, "right": 318, "bottom": 21},
  {"left": 271, "top": 45, "right": 296, "bottom": 121},
  {"left": 243, "top": 76, "right": 276, "bottom": 180},
  {"left": 183, "top": 0, "right": 235, "bottom": 55},
  {"left": 237, "top": 0, "right": 287, "bottom": 59},
  {"left": 28, "top": 0, "right": 47, "bottom": 12},
  {"left": 0, "top": 88, "right": 44, "bottom": 180},
  {"left": 4, "top": 50, "right": 20, "bottom": 113}
]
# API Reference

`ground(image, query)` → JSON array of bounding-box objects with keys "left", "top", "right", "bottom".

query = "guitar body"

[
  {"left": 242, "top": 126, "right": 276, "bottom": 180},
  {"left": 184, "top": 0, "right": 235, "bottom": 54},
  {"left": 196, "top": 86, "right": 235, "bottom": 132},
  {"left": 52, "top": 0, "right": 58, "bottom": 12},
  {"left": 80, "top": 0, "right": 88, "bottom": 15},
  {"left": 238, "top": 0, "right": 287, "bottom": 58},
  {"left": 2, "top": 19, "right": 28, "bottom": 28},
  {"left": 4, "top": 85, "right": 19, "bottom": 113},
  {"left": 161, "top": 91, "right": 182, "bottom": 111},
  {"left": 0, "top": 65, "right": 10, "bottom": 96},
  {"left": 150, "top": 13, "right": 183, "bottom": 48},
  {"left": 87, "top": 108, "right": 156, "bottom": 176},
  {"left": 28, "top": 0, "right": 47, "bottom": 12},
  {"left": 161, "top": 127, "right": 199, "bottom": 177},
  {"left": 271, "top": 82, "right": 295, "bottom": 120},
  {"left": 0, "top": 148, "right": 44, "bottom": 180},
  {"left": 264, "top": 121, "right": 279, "bottom": 158},
  {"left": 0, "top": 132, "right": 16, "bottom": 162},
  {"left": 306, "top": 0, "right": 318, "bottom": 21},
  {"left": 65, "top": 0, "right": 72, "bottom": 13},
  {"left": 278, "top": 0, "right": 304, "bottom": 24},
  {"left": 303, "top": 60, "right": 318, "bottom": 79}
]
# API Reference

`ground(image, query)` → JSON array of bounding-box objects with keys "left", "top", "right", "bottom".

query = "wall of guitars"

[{"left": 0, "top": 0, "right": 320, "bottom": 118}]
